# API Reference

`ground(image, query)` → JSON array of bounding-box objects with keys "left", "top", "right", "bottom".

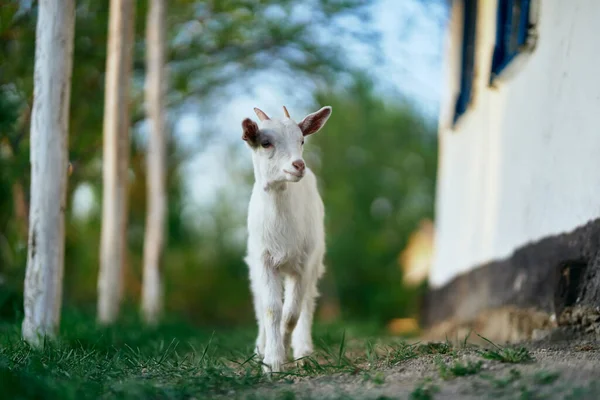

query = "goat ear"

[
  {"left": 253, "top": 107, "right": 270, "bottom": 122},
  {"left": 298, "top": 106, "right": 332, "bottom": 136},
  {"left": 242, "top": 118, "right": 259, "bottom": 144}
]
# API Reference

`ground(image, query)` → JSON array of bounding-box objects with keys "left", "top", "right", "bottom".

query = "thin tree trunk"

[
  {"left": 22, "top": 0, "right": 75, "bottom": 347},
  {"left": 97, "top": 0, "right": 136, "bottom": 324},
  {"left": 141, "top": 0, "right": 167, "bottom": 325}
]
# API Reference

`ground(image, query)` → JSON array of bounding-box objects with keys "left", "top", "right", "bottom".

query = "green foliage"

[{"left": 311, "top": 78, "right": 437, "bottom": 323}]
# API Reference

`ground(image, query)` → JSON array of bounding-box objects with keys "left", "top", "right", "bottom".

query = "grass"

[
  {"left": 2, "top": 309, "right": 425, "bottom": 399},
  {"left": 476, "top": 334, "right": 533, "bottom": 364},
  {"left": 436, "top": 357, "right": 482, "bottom": 380},
  {"left": 383, "top": 339, "right": 454, "bottom": 367},
  {"left": 2, "top": 310, "right": 589, "bottom": 400},
  {"left": 481, "top": 368, "right": 522, "bottom": 389},
  {"left": 478, "top": 346, "right": 533, "bottom": 364},
  {"left": 0, "top": 309, "right": 461, "bottom": 399},
  {"left": 0, "top": 310, "right": 373, "bottom": 400},
  {"left": 410, "top": 378, "right": 439, "bottom": 400},
  {"left": 1, "top": 323, "right": 262, "bottom": 399},
  {"left": 415, "top": 342, "right": 453, "bottom": 356},
  {"left": 533, "top": 370, "right": 560, "bottom": 385},
  {"left": 478, "top": 367, "right": 565, "bottom": 399}
]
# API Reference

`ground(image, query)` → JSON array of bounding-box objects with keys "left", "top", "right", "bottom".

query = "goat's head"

[{"left": 241, "top": 105, "right": 332, "bottom": 187}]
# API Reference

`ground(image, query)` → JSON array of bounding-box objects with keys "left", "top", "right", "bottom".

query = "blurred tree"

[
  {"left": 97, "top": 0, "right": 137, "bottom": 325},
  {"left": 21, "top": 0, "right": 75, "bottom": 346},
  {"left": 309, "top": 78, "right": 437, "bottom": 324},
  {"left": 142, "top": 0, "right": 168, "bottom": 325}
]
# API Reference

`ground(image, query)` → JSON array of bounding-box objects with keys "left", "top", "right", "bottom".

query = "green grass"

[
  {"left": 481, "top": 368, "right": 522, "bottom": 389},
  {"left": 0, "top": 310, "right": 371, "bottom": 399},
  {"left": 415, "top": 342, "right": 453, "bottom": 356},
  {"left": 3, "top": 310, "right": 571, "bottom": 400},
  {"left": 476, "top": 334, "right": 533, "bottom": 364},
  {"left": 532, "top": 370, "right": 560, "bottom": 385},
  {"left": 1, "top": 319, "right": 260, "bottom": 399},
  {"left": 436, "top": 357, "right": 482, "bottom": 380},
  {"left": 410, "top": 378, "right": 439, "bottom": 400},
  {"left": 382, "top": 339, "right": 454, "bottom": 367},
  {"left": 478, "top": 346, "right": 533, "bottom": 364},
  {"left": 1, "top": 310, "right": 416, "bottom": 399}
]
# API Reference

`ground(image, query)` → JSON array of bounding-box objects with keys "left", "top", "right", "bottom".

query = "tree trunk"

[
  {"left": 22, "top": 0, "right": 75, "bottom": 347},
  {"left": 97, "top": 0, "right": 136, "bottom": 324},
  {"left": 142, "top": 0, "right": 167, "bottom": 325}
]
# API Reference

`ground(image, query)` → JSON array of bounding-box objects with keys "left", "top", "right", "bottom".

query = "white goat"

[{"left": 242, "top": 105, "right": 332, "bottom": 372}]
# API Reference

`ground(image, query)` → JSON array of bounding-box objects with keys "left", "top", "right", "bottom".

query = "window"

[
  {"left": 453, "top": 0, "right": 478, "bottom": 125},
  {"left": 490, "top": 0, "right": 533, "bottom": 80}
]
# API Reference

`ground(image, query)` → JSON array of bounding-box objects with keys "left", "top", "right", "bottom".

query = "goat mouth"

[{"left": 283, "top": 170, "right": 304, "bottom": 178}]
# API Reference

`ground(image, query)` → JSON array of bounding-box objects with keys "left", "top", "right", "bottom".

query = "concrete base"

[{"left": 422, "top": 218, "right": 600, "bottom": 343}]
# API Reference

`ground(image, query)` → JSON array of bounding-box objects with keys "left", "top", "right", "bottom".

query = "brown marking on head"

[
  {"left": 242, "top": 118, "right": 259, "bottom": 145},
  {"left": 253, "top": 107, "right": 270, "bottom": 121},
  {"left": 298, "top": 106, "right": 332, "bottom": 136}
]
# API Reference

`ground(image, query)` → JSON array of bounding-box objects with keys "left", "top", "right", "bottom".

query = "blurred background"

[{"left": 0, "top": 0, "right": 445, "bottom": 330}]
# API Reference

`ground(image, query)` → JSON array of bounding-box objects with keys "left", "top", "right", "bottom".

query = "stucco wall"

[{"left": 430, "top": 0, "right": 600, "bottom": 287}]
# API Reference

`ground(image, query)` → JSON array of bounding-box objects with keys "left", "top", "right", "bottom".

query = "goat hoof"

[
  {"left": 262, "top": 354, "right": 285, "bottom": 373},
  {"left": 293, "top": 346, "right": 313, "bottom": 361},
  {"left": 262, "top": 361, "right": 283, "bottom": 374},
  {"left": 293, "top": 357, "right": 312, "bottom": 369}
]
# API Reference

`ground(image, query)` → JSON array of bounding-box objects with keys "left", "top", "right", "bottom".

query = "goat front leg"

[
  {"left": 249, "top": 273, "right": 266, "bottom": 358},
  {"left": 292, "top": 281, "right": 318, "bottom": 360},
  {"left": 281, "top": 273, "right": 306, "bottom": 359},
  {"left": 260, "top": 258, "right": 285, "bottom": 373}
]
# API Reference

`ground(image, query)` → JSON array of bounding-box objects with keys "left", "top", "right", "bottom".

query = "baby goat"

[{"left": 242, "top": 105, "right": 332, "bottom": 372}]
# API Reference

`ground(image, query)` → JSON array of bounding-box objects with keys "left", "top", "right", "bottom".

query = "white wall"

[{"left": 430, "top": 0, "right": 600, "bottom": 287}]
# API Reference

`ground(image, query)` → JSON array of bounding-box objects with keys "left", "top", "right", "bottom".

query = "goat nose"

[{"left": 292, "top": 160, "right": 305, "bottom": 172}]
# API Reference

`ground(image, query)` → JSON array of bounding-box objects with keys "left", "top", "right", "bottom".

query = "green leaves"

[{"left": 311, "top": 78, "right": 437, "bottom": 322}]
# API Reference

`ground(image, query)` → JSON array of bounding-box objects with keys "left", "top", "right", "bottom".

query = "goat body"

[{"left": 242, "top": 105, "right": 332, "bottom": 372}]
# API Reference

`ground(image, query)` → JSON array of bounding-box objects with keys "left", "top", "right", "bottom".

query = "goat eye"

[
  {"left": 301, "top": 139, "right": 305, "bottom": 146},
  {"left": 261, "top": 141, "right": 272, "bottom": 148}
]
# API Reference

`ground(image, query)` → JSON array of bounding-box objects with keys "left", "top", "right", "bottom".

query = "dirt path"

[{"left": 231, "top": 330, "right": 600, "bottom": 399}]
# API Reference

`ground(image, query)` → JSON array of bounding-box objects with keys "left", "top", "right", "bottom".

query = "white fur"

[{"left": 242, "top": 106, "right": 331, "bottom": 372}]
